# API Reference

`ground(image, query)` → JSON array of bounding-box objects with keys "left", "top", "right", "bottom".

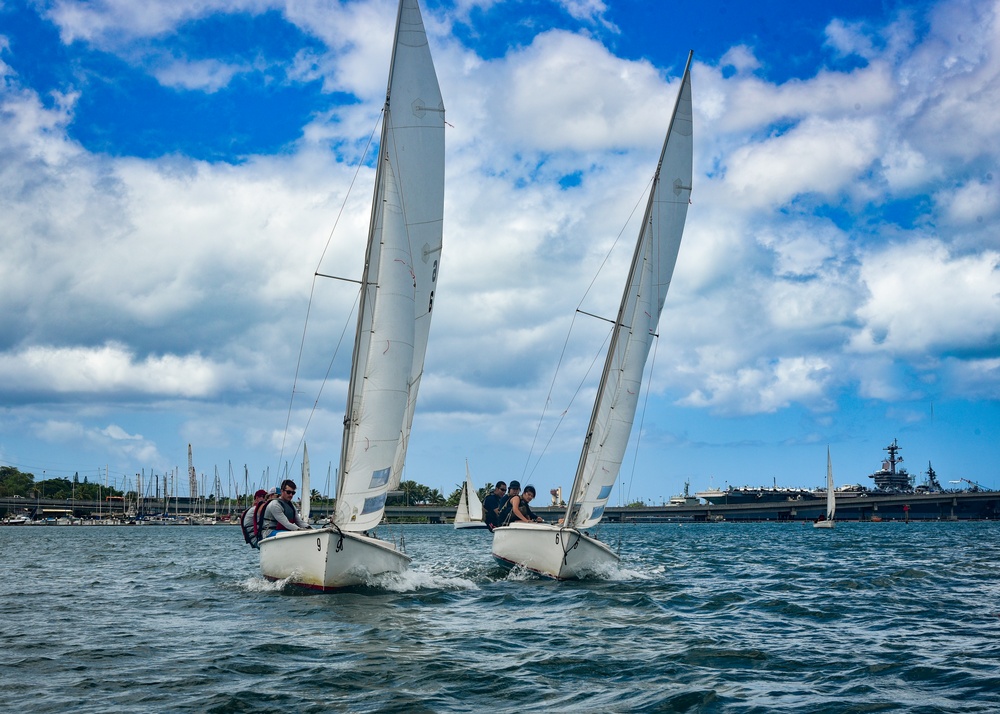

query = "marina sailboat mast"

[
  {"left": 333, "top": 0, "right": 445, "bottom": 533},
  {"left": 562, "top": 51, "right": 694, "bottom": 531}
]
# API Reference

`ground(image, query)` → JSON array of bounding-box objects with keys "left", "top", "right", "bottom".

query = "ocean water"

[{"left": 1, "top": 521, "right": 998, "bottom": 713}]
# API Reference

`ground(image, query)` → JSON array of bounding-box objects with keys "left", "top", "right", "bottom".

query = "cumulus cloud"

[
  {"left": 724, "top": 116, "right": 881, "bottom": 208},
  {"left": 851, "top": 241, "right": 1000, "bottom": 356},
  {"left": 487, "top": 30, "right": 677, "bottom": 153},
  {"left": 0, "top": 343, "right": 229, "bottom": 397},
  {"left": 679, "top": 356, "right": 834, "bottom": 415},
  {"left": 936, "top": 178, "right": 1000, "bottom": 225}
]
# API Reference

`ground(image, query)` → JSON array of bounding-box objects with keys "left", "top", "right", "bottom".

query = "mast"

[
  {"left": 335, "top": 0, "right": 405, "bottom": 509},
  {"left": 826, "top": 447, "right": 835, "bottom": 521},
  {"left": 563, "top": 51, "right": 694, "bottom": 529},
  {"left": 334, "top": 0, "right": 444, "bottom": 531},
  {"left": 301, "top": 443, "right": 311, "bottom": 523},
  {"left": 188, "top": 444, "right": 198, "bottom": 501}
]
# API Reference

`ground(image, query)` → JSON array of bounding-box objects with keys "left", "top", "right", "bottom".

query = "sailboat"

[
  {"left": 814, "top": 448, "right": 835, "bottom": 529},
  {"left": 492, "top": 52, "right": 694, "bottom": 579},
  {"left": 259, "top": 0, "right": 445, "bottom": 590},
  {"left": 301, "top": 442, "right": 311, "bottom": 525},
  {"left": 454, "top": 460, "right": 487, "bottom": 529}
]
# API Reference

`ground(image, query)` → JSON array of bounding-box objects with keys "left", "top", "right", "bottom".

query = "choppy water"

[{"left": 1, "top": 521, "right": 999, "bottom": 713}]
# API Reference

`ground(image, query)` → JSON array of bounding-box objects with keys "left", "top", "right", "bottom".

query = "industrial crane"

[{"left": 948, "top": 477, "right": 984, "bottom": 492}]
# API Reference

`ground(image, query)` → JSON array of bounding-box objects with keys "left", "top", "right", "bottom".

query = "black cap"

[{"left": 508, "top": 480, "right": 521, "bottom": 489}]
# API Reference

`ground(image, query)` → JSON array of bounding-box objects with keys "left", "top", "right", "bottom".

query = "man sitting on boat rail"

[{"left": 259, "top": 479, "right": 310, "bottom": 538}]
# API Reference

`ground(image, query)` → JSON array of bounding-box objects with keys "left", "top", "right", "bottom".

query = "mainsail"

[
  {"left": 826, "top": 448, "right": 835, "bottom": 522},
  {"left": 465, "top": 462, "right": 484, "bottom": 522},
  {"left": 563, "top": 53, "right": 693, "bottom": 531},
  {"left": 335, "top": 0, "right": 445, "bottom": 532}
]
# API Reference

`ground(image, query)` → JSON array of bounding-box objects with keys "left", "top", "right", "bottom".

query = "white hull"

[
  {"left": 813, "top": 519, "right": 834, "bottom": 529},
  {"left": 492, "top": 522, "right": 619, "bottom": 580},
  {"left": 454, "top": 521, "right": 488, "bottom": 530},
  {"left": 259, "top": 527, "right": 411, "bottom": 590}
]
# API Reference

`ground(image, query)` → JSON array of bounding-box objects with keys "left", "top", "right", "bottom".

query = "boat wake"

[
  {"left": 500, "top": 559, "right": 653, "bottom": 582},
  {"left": 602, "top": 562, "right": 657, "bottom": 582},
  {"left": 373, "top": 567, "right": 479, "bottom": 592},
  {"left": 238, "top": 575, "right": 292, "bottom": 593}
]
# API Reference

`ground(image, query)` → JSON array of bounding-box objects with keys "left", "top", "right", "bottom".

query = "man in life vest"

[
  {"left": 259, "top": 479, "right": 309, "bottom": 538},
  {"left": 240, "top": 489, "right": 268, "bottom": 548}
]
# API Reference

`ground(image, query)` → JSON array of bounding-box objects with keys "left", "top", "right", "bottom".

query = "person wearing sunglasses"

[
  {"left": 260, "top": 479, "right": 310, "bottom": 539},
  {"left": 482, "top": 481, "right": 507, "bottom": 531}
]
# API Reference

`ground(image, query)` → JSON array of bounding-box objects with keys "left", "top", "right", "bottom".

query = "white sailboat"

[
  {"left": 492, "top": 52, "right": 694, "bottom": 579},
  {"left": 454, "top": 460, "right": 487, "bottom": 529},
  {"left": 301, "top": 442, "right": 311, "bottom": 525},
  {"left": 814, "top": 448, "right": 835, "bottom": 529},
  {"left": 259, "top": 0, "right": 445, "bottom": 590}
]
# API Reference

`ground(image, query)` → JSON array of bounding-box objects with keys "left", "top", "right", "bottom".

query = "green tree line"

[{"left": 0, "top": 466, "right": 123, "bottom": 500}]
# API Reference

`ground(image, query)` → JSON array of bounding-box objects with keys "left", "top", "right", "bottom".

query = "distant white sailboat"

[
  {"left": 814, "top": 448, "right": 835, "bottom": 529},
  {"left": 492, "top": 52, "right": 694, "bottom": 579},
  {"left": 301, "top": 442, "right": 311, "bottom": 525},
  {"left": 454, "top": 460, "right": 487, "bottom": 529},
  {"left": 259, "top": 0, "right": 445, "bottom": 590}
]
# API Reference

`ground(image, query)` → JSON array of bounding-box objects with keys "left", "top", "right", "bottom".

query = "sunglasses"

[{"left": 283, "top": 489, "right": 296, "bottom": 495}]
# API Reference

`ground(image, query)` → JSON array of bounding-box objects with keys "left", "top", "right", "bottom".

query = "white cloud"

[
  {"left": 718, "top": 45, "right": 760, "bottom": 75},
  {"left": 701, "top": 61, "right": 896, "bottom": 134},
  {"left": 152, "top": 58, "right": 245, "bottom": 92},
  {"left": 881, "top": 139, "right": 937, "bottom": 191},
  {"left": 724, "top": 116, "right": 881, "bottom": 208},
  {"left": 101, "top": 424, "right": 143, "bottom": 440},
  {"left": 557, "top": 0, "right": 616, "bottom": 30},
  {"left": 486, "top": 30, "right": 678, "bottom": 153},
  {"left": 32, "top": 419, "right": 165, "bottom": 472},
  {"left": 46, "top": 0, "right": 279, "bottom": 45},
  {"left": 0, "top": 343, "right": 229, "bottom": 397},
  {"left": 851, "top": 241, "right": 1000, "bottom": 355},
  {"left": 679, "top": 356, "right": 833, "bottom": 415},
  {"left": 825, "top": 18, "right": 880, "bottom": 61},
  {"left": 936, "top": 179, "right": 1000, "bottom": 225}
]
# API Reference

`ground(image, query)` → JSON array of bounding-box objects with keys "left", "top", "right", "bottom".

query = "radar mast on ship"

[{"left": 869, "top": 438, "right": 912, "bottom": 491}]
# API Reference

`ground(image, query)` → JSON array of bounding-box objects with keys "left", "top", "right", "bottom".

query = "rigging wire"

[
  {"left": 520, "top": 174, "right": 655, "bottom": 482},
  {"left": 277, "top": 115, "right": 382, "bottom": 475},
  {"left": 523, "top": 329, "right": 610, "bottom": 483},
  {"left": 623, "top": 327, "right": 661, "bottom": 508}
]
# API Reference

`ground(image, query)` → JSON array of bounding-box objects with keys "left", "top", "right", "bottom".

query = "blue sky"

[{"left": 1, "top": 0, "right": 998, "bottom": 503}]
